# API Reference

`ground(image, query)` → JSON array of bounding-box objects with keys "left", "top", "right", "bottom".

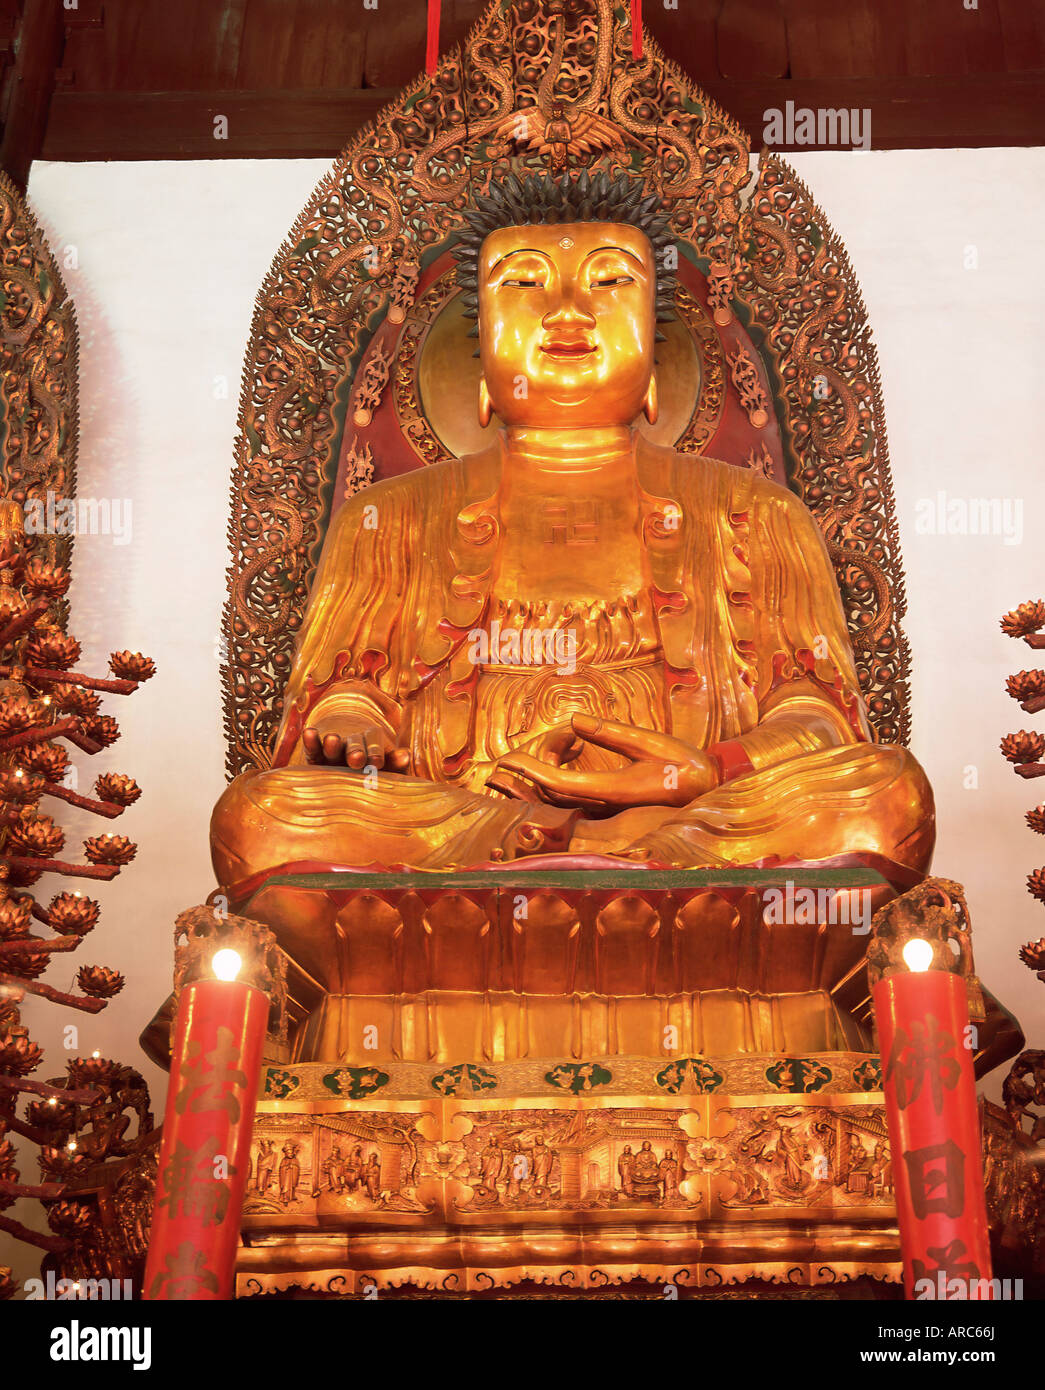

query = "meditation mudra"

[{"left": 211, "top": 172, "right": 935, "bottom": 889}]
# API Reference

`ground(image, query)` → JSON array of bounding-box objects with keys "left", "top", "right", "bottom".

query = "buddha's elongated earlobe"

[
  {"left": 478, "top": 375, "right": 493, "bottom": 428},
  {"left": 643, "top": 374, "right": 659, "bottom": 425}
]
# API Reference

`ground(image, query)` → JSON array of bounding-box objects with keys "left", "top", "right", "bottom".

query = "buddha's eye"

[
  {"left": 592, "top": 274, "right": 634, "bottom": 287},
  {"left": 502, "top": 277, "right": 543, "bottom": 289}
]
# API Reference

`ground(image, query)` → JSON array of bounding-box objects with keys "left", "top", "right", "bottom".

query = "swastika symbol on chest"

[{"left": 540, "top": 499, "right": 599, "bottom": 545}]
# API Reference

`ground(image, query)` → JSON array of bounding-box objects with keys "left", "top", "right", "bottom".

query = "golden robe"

[{"left": 211, "top": 436, "right": 934, "bottom": 888}]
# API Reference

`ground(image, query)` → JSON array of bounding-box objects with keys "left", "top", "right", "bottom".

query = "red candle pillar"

[
  {"left": 144, "top": 945, "right": 268, "bottom": 1300},
  {"left": 873, "top": 941, "right": 992, "bottom": 1300}
]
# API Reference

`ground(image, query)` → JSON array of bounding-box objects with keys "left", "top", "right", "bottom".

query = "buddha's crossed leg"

[
  {"left": 571, "top": 742, "right": 934, "bottom": 872},
  {"left": 211, "top": 742, "right": 933, "bottom": 890}
]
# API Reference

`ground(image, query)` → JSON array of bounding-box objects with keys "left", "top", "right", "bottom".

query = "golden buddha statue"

[
  {"left": 176, "top": 13, "right": 1024, "bottom": 1294},
  {"left": 211, "top": 172, "right": 934, "bottom": 889}
]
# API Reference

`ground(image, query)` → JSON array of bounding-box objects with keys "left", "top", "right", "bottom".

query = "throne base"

[{"left": 236, "top": 1051, "right": 900, "bottom": 1297}]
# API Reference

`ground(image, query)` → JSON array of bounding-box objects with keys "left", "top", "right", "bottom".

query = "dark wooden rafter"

[
  {"left": 40, "top": 72, "right": 1045, "bottom": 161},
  {"left": 0, "top": 0, "right": 105, "bottom": 187},
  {"left": 0, "top": 0, "right": 64, "bottom": 189}
]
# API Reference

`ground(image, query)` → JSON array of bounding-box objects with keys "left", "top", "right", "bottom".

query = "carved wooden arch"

[
  {"left": 221, "top": 0, "right": 910, "bottom": 779},
  {"left": 0, "top": 170, "right": 79, "bottom": 591}
]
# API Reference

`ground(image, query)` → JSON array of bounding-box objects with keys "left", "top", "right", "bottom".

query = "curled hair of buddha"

[{"left": 453, "top": 169, "right": 678, "bottom": 336}]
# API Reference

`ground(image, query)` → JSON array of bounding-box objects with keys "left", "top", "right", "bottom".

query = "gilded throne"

[{"left": 156, "top": 1, "right": 1024, "bottom": 1294}]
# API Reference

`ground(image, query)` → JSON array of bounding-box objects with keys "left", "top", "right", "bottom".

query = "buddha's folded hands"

[{"left": 489, "top": 713, "right": 718, "bottom": 814}]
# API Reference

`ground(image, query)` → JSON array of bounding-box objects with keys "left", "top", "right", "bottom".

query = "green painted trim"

[{"left": 252, "top": 865, "right": 888, "bottom": 897}]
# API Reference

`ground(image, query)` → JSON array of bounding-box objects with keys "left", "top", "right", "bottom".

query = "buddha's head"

[{"left": 454, "top": 171, "right": 676, "bottom": 431}]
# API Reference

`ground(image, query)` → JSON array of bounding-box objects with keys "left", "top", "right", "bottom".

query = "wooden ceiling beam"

[
  {"left": 41, "top": 87, "right": 401, "bottom": 160},
  {"left": 40, "top": 73, "right": 1045, "bottom": 162}
]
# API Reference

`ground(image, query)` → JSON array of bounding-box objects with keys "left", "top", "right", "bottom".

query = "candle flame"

[
  {"left": 212, "top": 948, "right": 243, "bottom": 982},
  {"left": 902, "top": 938, "right": 934, "bottom": 973}
]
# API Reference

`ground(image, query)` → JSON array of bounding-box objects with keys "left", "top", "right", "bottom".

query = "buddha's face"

[{"left": 477, "top": 220, "right": 656, "bottom": 429}]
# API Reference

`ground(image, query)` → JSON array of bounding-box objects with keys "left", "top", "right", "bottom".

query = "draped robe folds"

[{"left": 210, "top": 437, "right": 935, "bottom": 888}]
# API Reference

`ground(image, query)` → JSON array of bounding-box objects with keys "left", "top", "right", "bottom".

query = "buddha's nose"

[{"left": 543, "top": 295, "right": 595, "bottom": 329}]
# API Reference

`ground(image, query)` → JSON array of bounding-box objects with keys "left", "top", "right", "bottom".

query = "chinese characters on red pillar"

[
  {"left": 874, "top": 968, "right": 993, "bottom": 1299},
  {"left": 143, "top": 978, "right": 268, "bottom": 1300}
]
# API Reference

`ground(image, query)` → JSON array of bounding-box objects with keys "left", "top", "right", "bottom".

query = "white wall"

[{"left": 4, "top": 150, "right": 1043, "bottom": 1282}]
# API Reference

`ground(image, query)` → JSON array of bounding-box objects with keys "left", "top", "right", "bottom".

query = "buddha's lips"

[{"left": 541, "top": 340, "right": 597, "bottom": 360}]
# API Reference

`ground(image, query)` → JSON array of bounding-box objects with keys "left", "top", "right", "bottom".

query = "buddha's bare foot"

[
  {"left": 302, "top": 716, "right": 410, "bottom": 772},
  {"left": 569, "top": 804, "right": 679, "bottom": 856}
]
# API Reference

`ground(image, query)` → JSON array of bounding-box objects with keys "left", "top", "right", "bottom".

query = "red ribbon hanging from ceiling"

[
  {"left": 632, "top": 0, "right": 643, "bottom": 58},
  {"left": 427, "top": 0, "right": 441, "bottom": 75}
]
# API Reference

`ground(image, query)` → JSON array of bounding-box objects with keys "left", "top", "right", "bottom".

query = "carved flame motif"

[{"left": 726, "top": 344, "right": 770, "bottom": 430}]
